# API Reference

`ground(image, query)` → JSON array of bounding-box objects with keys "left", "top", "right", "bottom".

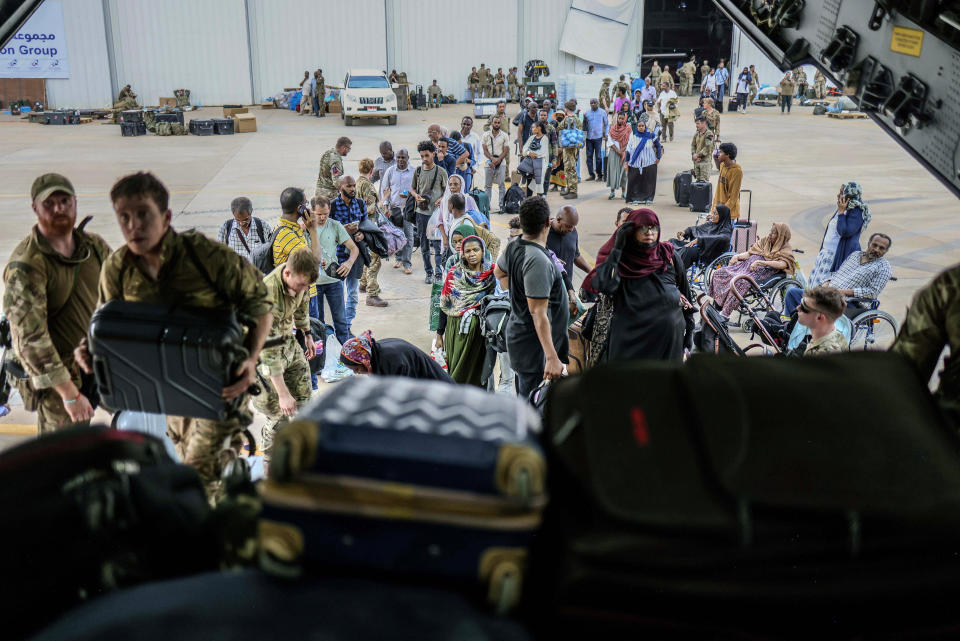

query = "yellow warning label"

[{"left": 890, "top": 26, "right": 923, "bottom": 57}]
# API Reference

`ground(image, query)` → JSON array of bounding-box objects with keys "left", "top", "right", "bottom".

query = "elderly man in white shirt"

[{"left": 379, "top": 148, "right": 416, "bottom": 274}]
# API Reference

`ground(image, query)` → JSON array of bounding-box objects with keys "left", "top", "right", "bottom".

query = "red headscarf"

[{"left": 582, "top": 209, "right": 675, "bottom": 293}]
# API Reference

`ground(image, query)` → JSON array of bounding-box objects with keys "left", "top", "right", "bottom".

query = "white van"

[{"left": 340, "top": 69, "right": 398, "bottom": 126}]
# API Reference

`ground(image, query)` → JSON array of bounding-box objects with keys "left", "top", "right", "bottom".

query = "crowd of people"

[{"left": 2, "top": 59, "right": 956, "bottom": 506}]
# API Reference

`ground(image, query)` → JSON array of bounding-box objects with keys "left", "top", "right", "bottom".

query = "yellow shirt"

[{"left": 272, "top": 218, "right": 316, "bottom": 297}]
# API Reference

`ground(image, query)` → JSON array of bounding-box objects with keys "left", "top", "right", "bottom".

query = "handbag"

[
  {"left": 324, "top": 261, "right": 344, "bottom": 280},
  {"left": 517, "top": 156, "right": 536, "bottom": 178}
]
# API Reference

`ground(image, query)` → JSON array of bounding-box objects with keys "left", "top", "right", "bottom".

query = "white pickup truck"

[{"left": 340, "top": 69, "right": 398, "bottom": 126}]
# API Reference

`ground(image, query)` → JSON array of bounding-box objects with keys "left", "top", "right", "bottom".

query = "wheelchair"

[
  {"left": 846, "top": 296, "right": 899, "bottom": 351},
  {"left": 701, "top": 250, "right": 807, "bottom": 333}
]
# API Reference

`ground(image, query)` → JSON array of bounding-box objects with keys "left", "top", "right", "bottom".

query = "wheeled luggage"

[
  {"left": 728, "top": 97, "right": 738, "bottom": 111},
  {"left": 673, "top": 170, "right": 693, "bottom": 207},
  {"left": 259, "top": 376, "right": 545, "bottom": 613},
  {"left": 530, "top": 353, "right": 960, "bottom": 639},
  {"left": 469, "top": 187, "right": 491, "bottom": 218},
  {"left": 0, "top": 425, "right": 216, "bottom": 640},
  {"left": 731, "top": 188, "right": 756, "bottom": 252},
  {"left": 89, "top": 300, "right": 250, "bottom": 420},
  {"left": 688, "top": 180, "right": 712, "bottom": 212}
]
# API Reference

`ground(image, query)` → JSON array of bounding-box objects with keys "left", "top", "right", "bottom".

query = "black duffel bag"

[{"left": 528, "top": 352, "right": 960, "bottom": 639}]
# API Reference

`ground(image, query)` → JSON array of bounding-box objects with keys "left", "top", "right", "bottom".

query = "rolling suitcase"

[
  {"left": 89, "top": 300, "right": 250, "bottom": 420},
  {"left": 259, "top": 376, "right": 545, "bottom": 613},
  {"left": 673, "top": 170, "right": 693, "bottom": 207},
  {"left": 728, "top": 97, "right": 738, "bottom": 111},
  {"left": 212, "top": 118, "right": 234, "bottom": 134},
  {"left": 188, "top": 119, "right": 215, "bottom": 135},
  {"left": 532, "top": 354, "right": 960, "bottom": 639},
  {"left": 688, "top": 180, "right": 712, "bottom": 212},
  {"left": 469, "top": 187, "right": 491, "bottom": 218},
  {"left": 731, "top": 188, "right": 756, "bottom": 252}
]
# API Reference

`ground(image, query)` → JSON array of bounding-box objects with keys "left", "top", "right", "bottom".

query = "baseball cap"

[{"left": 31, "top": 173, "right": 75, "bottom": 202}]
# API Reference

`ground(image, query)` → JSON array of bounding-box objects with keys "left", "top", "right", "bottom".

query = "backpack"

[
  {"left": 503, "top": 184, "right": 524, "bottom": 213},
  {"left": 155, "top": 122, "right": 187, "bottom": 136},
  {"left": 479, "top": 294, "right": 512, "bottom": 354},
  {"left": 251, "top": 226, "right": 283, "bottom": 274},
  {"left": 225, "top": 218, "right": 266, "bottom": 246},
  {"left": 469, "top": 188, "right": 490, "bottom": 217},
  {"left": 559, "top": 126, "right": 585, "bottom": 149}
]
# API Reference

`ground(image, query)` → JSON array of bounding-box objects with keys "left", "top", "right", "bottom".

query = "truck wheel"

[
  {"left": 345, "top": 116, "right": 352, "bottom": 126},
  {"left": 388, "top": 116, "right": 397, "bottom": 126}
]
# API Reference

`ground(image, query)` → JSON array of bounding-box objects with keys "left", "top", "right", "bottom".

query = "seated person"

[
  {"left": 340, "top": 330, "right": 453, "bottom": 382},
  {"left": 708, "top": 222, "right": 796, "bottom": 318},
  {"left": 795, "top": 286, "right": 849, "bottom": 355},
  {"left": 784, "top": 232, "right": 892, "bottom": 317},
  {"left": 670, "top": 204, "right": 734, "bottom": 269}
]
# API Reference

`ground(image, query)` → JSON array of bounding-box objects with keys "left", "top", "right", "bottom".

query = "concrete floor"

[{"left": 1, "top": 98, "right": 958, "bottom": 435}]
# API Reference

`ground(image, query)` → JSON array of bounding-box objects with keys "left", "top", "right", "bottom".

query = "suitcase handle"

[
  {"left": 93, "top": 357, "right": 111, "bottom": 397},
  {"left": 740, "top": 189, "right": 752, "bottom": 221}
]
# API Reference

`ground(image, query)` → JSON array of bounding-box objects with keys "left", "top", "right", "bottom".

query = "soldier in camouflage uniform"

[
  {"left": 356, "top": 158, "right": 387, "bottom": 307},
  {"left": 691, "top": 116, "right": 716, "bottom": 182},
  {"left": 494, "top": 68, "right": 506, "bottom": 98},
  {"left": 814, "top": 70, "right": 827, "bottom": 99},
  {"left": 111, "top": 84, "right": 139, "bottom": 123},
  {"left": 467, "top": 67, "right": 480, "bottom": 102},
  {"left": 748, "top": 65, "right": 759, "bottom": 105},
  {"left": 507, "top": 67, "right": 520, "bottom": 102},
  {"left": 703, "top": 97, "right": 720, "bottom": 139},
  {"left": 479, "top": 64, "right": 493, "bottom": 99},
  {"left": 700, "top": 61, "right": 711, "bottom": 87},
  {"left": 680, "top": 59, "right": 697, "bottom": 96},
  {"left": 794, "top": 67, "right": 808, "bottom": 98},
  {"left": 892, "top": 263, "right": 960, "bottom": 419},
  {"left": 599, "top": 78, "right": 612, "bottom": 111},
  {"left": 556, "top": 101, "right": 582, "bottom": 199},
  {"left": 78, "top": 172, "right": 273, "bottom": 502},
  {"left": 613, "top": 75, "right": 630, "bottom": 101},
  {"left": 427, "top": 80, "right": 443, "bottom": 108},
  {"left": 315, "top": 69, "right": 326, "bottom": 117},
  {"left": 3, "top": 174, "right": 110, "bottom": 433},
  {"left": 253, "top": 249, "right": 317, "bottom": 463},
  {"left": 316, "top": 136, "right": 351, "bottom": 200}
]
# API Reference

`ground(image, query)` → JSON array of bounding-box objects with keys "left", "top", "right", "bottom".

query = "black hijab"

[{"left": 686, "top": 205, "right": 734, "bottom": 264}]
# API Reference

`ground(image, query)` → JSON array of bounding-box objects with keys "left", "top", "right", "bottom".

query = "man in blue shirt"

[
  {"left": 715, "top": 61, "right": 729, "bottom": 113},
  {"left": 329, "top": 176, "right": 367, "bottom": 330},
  {"left": 583, "top": 98, "right": 609, "bottom": 181},
  {"left": 435, "top": 139, "right": 458, "bottom": 177},
  {"left": 427, "top": 124, "right": 469, "bottom": 167}
]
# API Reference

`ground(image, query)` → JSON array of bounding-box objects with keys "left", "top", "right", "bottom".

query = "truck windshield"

[{"left": 348, "top": 76, "right": 390, "bottom": 89}]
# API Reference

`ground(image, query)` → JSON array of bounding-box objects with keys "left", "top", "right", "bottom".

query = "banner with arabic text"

[{"left": 0, "top": 0, "right": 70, "bottom": 79}]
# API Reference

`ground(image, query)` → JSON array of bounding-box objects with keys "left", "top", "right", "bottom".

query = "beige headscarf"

[{"left": 748, "top": 222, "right": 796, "bottom": 274}]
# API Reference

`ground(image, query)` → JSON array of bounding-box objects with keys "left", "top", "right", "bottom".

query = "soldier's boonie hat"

[{"left": 31, "top": 173, "right": 75, "bottom": 202}]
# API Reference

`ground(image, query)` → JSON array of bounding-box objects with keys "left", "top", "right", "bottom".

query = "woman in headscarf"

[
  {"left": 807, "top": 181, "right": 870, "bottom": 286},
  {"left": 735, "top": 67, "right": 752, "bottom": 113},
  {"left": 340, "top": 330, "right": 453, "bottom": 382},
  {"left": 438, "top": 174, "right": 480, "bottom": 240},
  {"left": 624, "top": 120, "right": 663, "bottom": 205},
  {"left": 435, "top": 234, "right": 497, "bottom": 386},
  {"left": 606, "top": 110, "right": 631, "bottom": 200},
  {"left": 708, "top": 222, "right": 796, "bottom": 318},
  {"left": 670, "top": 204, "right": 734, "bottom": 268},
  {"left": 582, "top": 209, "right": 694, "bottom": 363}
]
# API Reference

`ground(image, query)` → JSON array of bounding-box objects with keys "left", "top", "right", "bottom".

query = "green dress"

[{"left": 443, "top": 314, "right": 486, "bottom": 387}]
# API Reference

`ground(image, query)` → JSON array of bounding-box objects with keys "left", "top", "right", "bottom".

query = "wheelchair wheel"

[
  {"left": 849, "top": 311, "right": 898, "bottom": 351},
  {"left": 766, "top": 278, "right": 804, "bottom": 314},
  {"left": 703, "top": 252, "right": 735, "bottom": 291}
]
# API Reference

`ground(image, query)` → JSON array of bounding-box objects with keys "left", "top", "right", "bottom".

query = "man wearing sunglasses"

[{"left": 796, "top": 286, "right": 848, "bottom": 355}]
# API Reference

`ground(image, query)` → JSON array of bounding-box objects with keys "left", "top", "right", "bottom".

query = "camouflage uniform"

[
  {"left": 111, "top": 87, "right": 139, "bottom": 123},
  {"left": 356, "top": 175, "right": 382, "bottom": 298},
  {"left": 467, "top": 71, "right": 480, "bottom": 101},
  {"left": 98, "top": 229, "right": 272, "bottom": 500},
  {"left": 649, "top": 65, "right": 661, "bottom": 84},
  {"left": 691, "top": 129, "right": 716, "bottom": 181},
  {"left": 664, "top": 97, "right": 680, "bottom": 141},
  {"left": 658, "top": 71, "right": 674, "bottom": 91},
  {"left": 814, "top": 70, "right": 826, "bottom": 99},
  {"left": 494, "top": 72, "right": 506, "bottom": 98},
  {"left": 315, "top": 148, "right": 344, "bottom": 200},
  {"left": 794, "top": 68, "right": 808, "bottom": 98},
  {"left": 479, "top": 67, "right": 492, "bottom": 98},
  {"left": 680, "top": 62, "right": 696, "bottom": 96},
  {"left": 507, "top": 70, "right": 519, "bottom": 102},
  {"left": 155, "top": 121, "right": 187, "bottom": 136},
  {"left": 892, "top": 264, "right": 960, "bottom": 412},
  {"left": 253, "top": 265, "right": 311, "bottom": 463},
  {"left": 704, "top": 109, "right": 720, "bottom": 139},
  {"left": 483, "top": 113, "right": 511, "bottom": 136},
  {"left": 613, "top": 80, "right": 629, "bottom": 99},
  {"left": 748, "top": 70, "right": 759, "bottom": 105},
  {"left": 599, "top": 80, "right": 612, "bottom": 111},
  {"left": 557, "top": 113, "right": 581, "bottom": 195},
  {"left": 427, "top": 83, "right": 443, "bottom": 108},
  {"left": 700, "top": 63, "right": 711, "bottom": 86},
  {"left": 316, "top": 74, "right": 326, "bottom": 116},
  {"left": 3, "top": 225, "right": 110, "bottom": 433}
]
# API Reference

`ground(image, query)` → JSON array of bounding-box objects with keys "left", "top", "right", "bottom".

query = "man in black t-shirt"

[
  {"left": 546, "top": 205, "right": 592, "bottom": 307},
  {"left": 494, "top": 197, "right": 569, "bottom": 399}
]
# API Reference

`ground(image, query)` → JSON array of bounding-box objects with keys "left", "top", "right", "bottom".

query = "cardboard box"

[
  {"left": 159, "top": 97, "right": 177, "bottom": 107},
  {"left": 260, "top": 101, "right": 275, "bottom": 109},
  {"left": 223, "top": 106, "right": 248, "bottom": 118},
  {"left": 233, "top": 113, "right": 257, "bottom": 133},
  {"left": 326, "top": 100, "right": 341, "bottom": 114}
]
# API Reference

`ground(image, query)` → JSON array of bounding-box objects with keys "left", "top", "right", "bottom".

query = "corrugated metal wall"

[
  {"left": 45, "top": 0, "right": 112, "bottom": 109},
  {"left": 385, "top": 0, "right": 518, "bottom": 101},
  {"left": 43, "top": 0, "right": 646, "bottom": 108},
  {"left": 106, "top": 0, "right": 253, "bottom": 106},
  {"left": 247, "top": 0, "right": 387, "bottom": 101}
]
